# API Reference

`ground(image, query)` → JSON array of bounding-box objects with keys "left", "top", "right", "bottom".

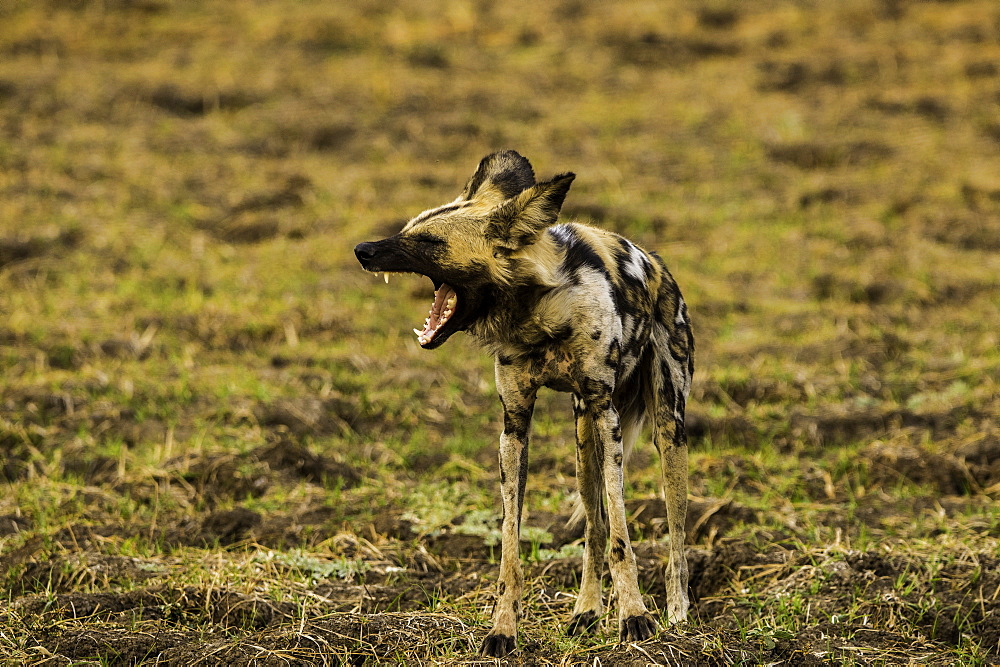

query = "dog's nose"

[{"left": 354, "top": 242, "right": 376, "bottom": 263}]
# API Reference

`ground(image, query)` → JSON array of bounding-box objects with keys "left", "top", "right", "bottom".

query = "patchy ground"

[{"left": 1, "top": 0, "right": 999, "bottom": 664}]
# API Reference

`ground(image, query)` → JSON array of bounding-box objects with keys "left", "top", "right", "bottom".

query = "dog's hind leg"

[
  {"left": 649, "top": 336, "right": 691, "bottom": 624},
  {"left": 566, "top": 399, "right": 646, "bottom": 636},
  {"left": 576, "top": 366, "right": 657, "bottom": 642},
  {"left": 657, "top": 424, "right": 689, "bottom": 623},
  {"left": 566, "top": 397, "right": 606, "bottom": 636},
  {"left": 600, "top": 408, "right": 657, "bottom": 641}
]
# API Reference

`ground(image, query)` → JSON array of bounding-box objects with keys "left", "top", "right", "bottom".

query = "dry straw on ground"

[{"left": 1, "top": 0, "right": 999, "bottom": 663}]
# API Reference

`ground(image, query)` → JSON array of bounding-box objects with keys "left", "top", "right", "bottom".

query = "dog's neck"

[{"left": 468, "top": 228, "right": 577, "bottom": 356}]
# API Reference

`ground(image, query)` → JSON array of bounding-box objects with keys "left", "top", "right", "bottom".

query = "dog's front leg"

[
  {"left": 480, "top": 363, "right": 536, "bottom": 658},
  {"left": 591, "top": 397, "right": 657, "bottom": 642}
]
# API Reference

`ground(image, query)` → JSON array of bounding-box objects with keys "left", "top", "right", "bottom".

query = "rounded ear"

[
  {"left": 485, "top": 172, "right": 575, "bottom": 247},
  {"left": 460, "top": 150, "right": 536, "bottom": 204}
]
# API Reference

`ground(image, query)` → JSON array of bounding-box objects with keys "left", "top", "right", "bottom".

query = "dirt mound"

[
  {"left": 859, "top": 433, "right": 1000, "bottom": 495},
  {"left": 685, "top": 411, "right": 759, "bottom": 447},
  {"left": 34, "top": 626, "right": 202, "bottom": 666},
  {"left": 0, "top": 514, "right": 29, "bottom": 537},
  {"left": 13, "top": 554, "right": 163, "bottom": 596},
  {"left": 765, "top": 140, "right": 893, "bottom": 170},
  {"left": 139, "top": 82, "right": 259, "bottom": 117},
  {"left": 602, "top": 625, "right": 954, "bottom": 666},
  {"left": 253, "top": 437, "right": 361, "bottom": 487},
  {"left": 314, "top": 568, "right": 485, "bottom": 614},
  {"left": 254, "top": 397, "right": 366, "bottom": 438},
  {"left": 626, "top": 496, "right": 757, "bottom": 543},
  {"left": 199, "top": 507, "right": 263, "bottom": 546},
  {"left": 0, "top": 226, "right": 83, "bottom": 269},
  {"left": 17, "top": 585, "right": 296, "bottom": 630},
  {"left": 789, "top": 405, "right": 982, "bottom": 448},
  {"left": 699, "top": 546, "right": 1000, "bottom": 654},
  {"left": 19, "top": 587, "right": 472, "bottom": 664},
  {"left": 956, "top": 436, "right": 1000, "bottom": 491},
  {"left": 168, "top": 436, "right": 361, "bottom": 509},
  {"left": 864, "top": 441, "right": 970, "bottom": 495}
]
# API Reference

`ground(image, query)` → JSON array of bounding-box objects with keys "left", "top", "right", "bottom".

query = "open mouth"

[
  {"left": 373, "top": 272, "right": 460, "bottom": 348},
  {"left": 412, "top": 282, "right": 457, "bottom": 347}
]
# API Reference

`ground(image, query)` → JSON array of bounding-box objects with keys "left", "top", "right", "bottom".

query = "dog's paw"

[
  {"left": 619, "top": 613, "right": 657, "bottom": 643},
  {"left": 480, "top": 632, "right": 516, "bottom": 658},
  {"left": 566, "top": 610, "right": 600, "bottom": 636}
]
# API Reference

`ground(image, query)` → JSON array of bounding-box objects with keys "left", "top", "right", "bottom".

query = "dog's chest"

[
  {"left": 538, "top": 352, "right": 578, "bottom": 393},
  {"left": 515, "top": 343, "right": 609, "bottom": 395}
]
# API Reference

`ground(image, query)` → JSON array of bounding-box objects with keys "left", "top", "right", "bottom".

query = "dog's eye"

[{"left": 413, "top": 234, "right": 445, "bottom": 245}]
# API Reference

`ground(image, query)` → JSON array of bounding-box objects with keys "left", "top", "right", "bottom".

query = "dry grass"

[{"left": 1, "top": 0, "right": 999, "bottom": 663}]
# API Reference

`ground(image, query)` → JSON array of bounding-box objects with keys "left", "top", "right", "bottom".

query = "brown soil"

[
  {"left": 2, "top": 0, "right": 999, "bottom": 662},
  {"left": 9, "top": 535, "right": 995, "bottom": 664}
]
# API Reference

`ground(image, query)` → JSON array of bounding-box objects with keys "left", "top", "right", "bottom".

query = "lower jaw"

[
  {"left": 420, "top": 332, "right": 450, "bottom": 349},
  {"left": 424, "top": 315, "right": 471, "bottom": 348}
]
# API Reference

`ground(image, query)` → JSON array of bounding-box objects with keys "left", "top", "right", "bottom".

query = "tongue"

[{"left": 413, "top": 284, "right": 458, "bottom": 346}]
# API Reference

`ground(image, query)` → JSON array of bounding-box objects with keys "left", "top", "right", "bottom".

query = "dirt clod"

[
  {"left": 200, "top": 508, "right": 262, "bottom": 545},
  {"left": 0, "top": 514, "right": 29, "bottom": 537},
  {"left": 864, "top": 441, "right": 969, "bottom": 495}
]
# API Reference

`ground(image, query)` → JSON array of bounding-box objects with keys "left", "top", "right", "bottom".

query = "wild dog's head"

[{"left": 355, "top": 150, "right": 574, "bottom": 349}]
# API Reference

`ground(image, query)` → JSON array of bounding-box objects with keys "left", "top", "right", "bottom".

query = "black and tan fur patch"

[{"left": 355, "top": 151, "right": 693, "bottom": 657}]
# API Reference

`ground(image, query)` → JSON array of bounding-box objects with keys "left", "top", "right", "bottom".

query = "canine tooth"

[
  {"left": 413, "top": 329, "right": 422, "bottom": 336},
  {"left": 384, "top": 273, "right": 390, "bottom": 283}
]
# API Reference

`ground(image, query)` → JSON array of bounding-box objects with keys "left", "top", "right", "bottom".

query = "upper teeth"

[{"left": 375, "top": 271, "right": 410, "bottom": 282}]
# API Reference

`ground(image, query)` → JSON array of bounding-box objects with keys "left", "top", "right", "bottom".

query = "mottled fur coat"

[{"left": 355, "top": 151, "right": 693, "bottom": 657}]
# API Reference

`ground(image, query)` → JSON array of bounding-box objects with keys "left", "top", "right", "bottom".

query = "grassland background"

[{"left": 1, "top": 0, "right": 999, "bottom": 664}]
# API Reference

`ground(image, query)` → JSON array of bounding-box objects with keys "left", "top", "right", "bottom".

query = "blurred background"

[{"left": 1, "top": 0, "right": 999, "bottom": 662}]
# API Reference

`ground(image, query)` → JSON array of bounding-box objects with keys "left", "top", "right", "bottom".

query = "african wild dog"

[{"left": 354, "top": 151, "right": 693, "bottom": 657}]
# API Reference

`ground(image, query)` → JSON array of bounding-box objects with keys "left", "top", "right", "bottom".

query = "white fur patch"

[
  {"left": 548, "top": 223, "right": 574, "bottom": 245},
  {"left": 623, "top": 244, "right": 649, "bottom": 282},
  {"left": 675, "top": 297, "right": 687, "bottom": 325}
]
